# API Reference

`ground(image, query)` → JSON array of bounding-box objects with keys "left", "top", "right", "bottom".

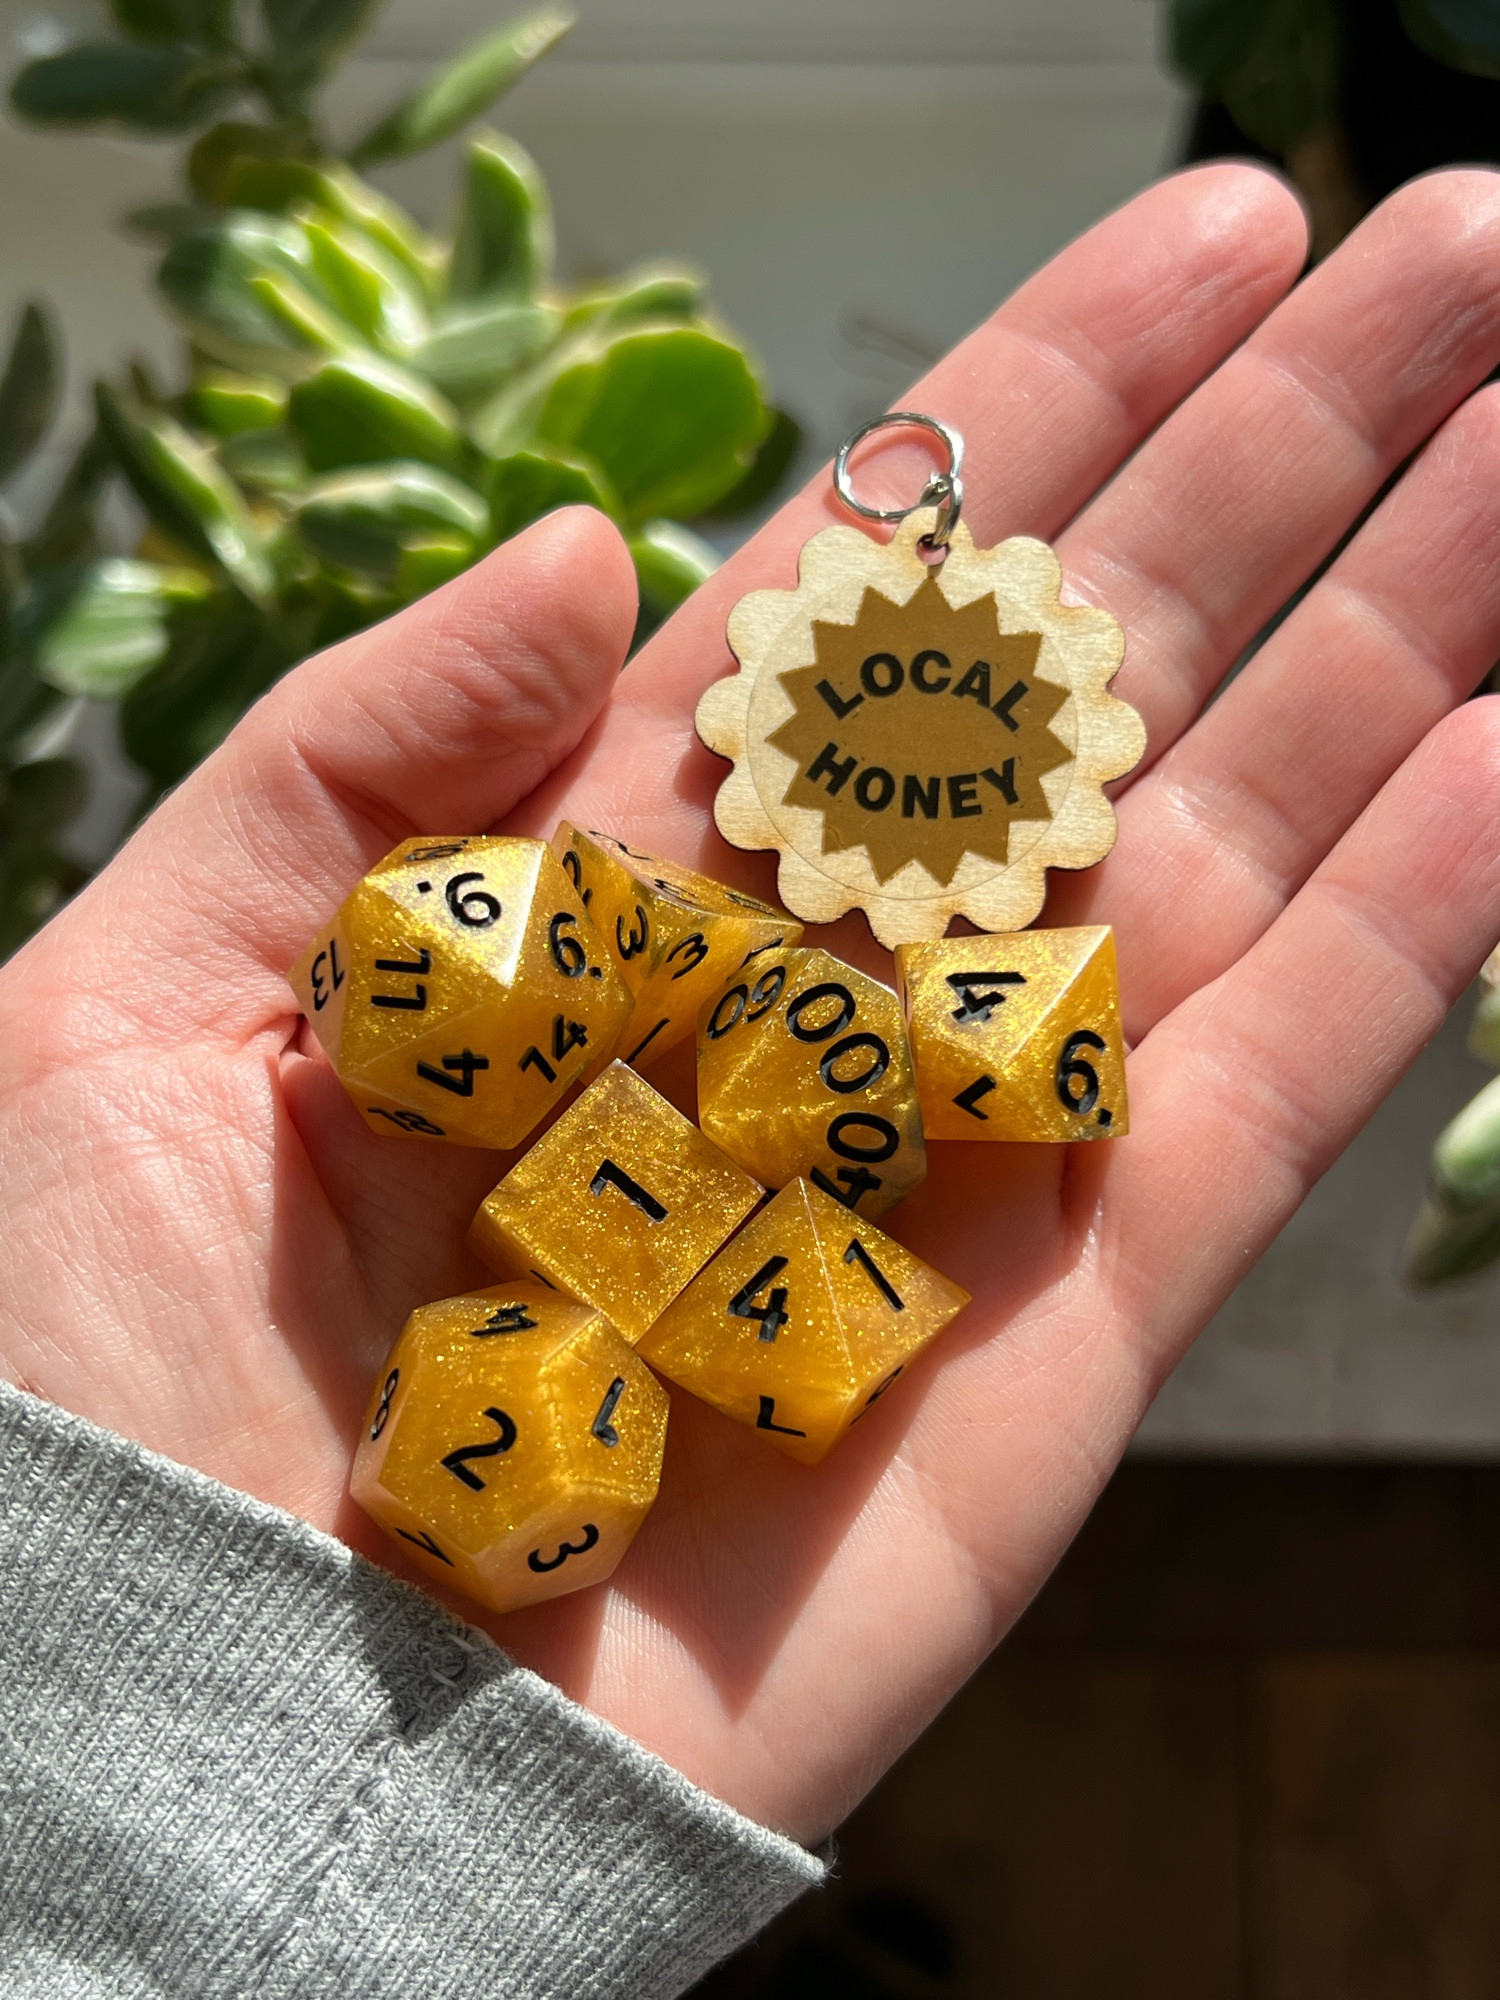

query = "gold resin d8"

[
  {"left": 638, "top": 1178, "right": 969, "bottom": 1464},
  {"left": 895, "top": 926, "right": 1128, "bottom": 1142},
  {"left": 552, "top": 823, "right": 800, "bottom": 1069},
  {"left": 289, "top": 834, "right": 631, "bottom": 1148},
  {"left": 350, "top": 1280, "right": 668, "bottom": 1615},
  {"left": 470, "top": 1060, "right": 765, "bottom": 1344},
  {"left": 697, "top": 946, "right": 925, "bottom": 1219}
]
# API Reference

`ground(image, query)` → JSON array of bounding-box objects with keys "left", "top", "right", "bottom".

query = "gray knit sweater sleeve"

[{"left": 0, "top": 1381, "right": 823, "bottom": 1999}]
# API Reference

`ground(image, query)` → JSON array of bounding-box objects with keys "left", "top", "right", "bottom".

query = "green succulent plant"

[{"left": 0, "top": 2, "right": 797, "bottom": 954}]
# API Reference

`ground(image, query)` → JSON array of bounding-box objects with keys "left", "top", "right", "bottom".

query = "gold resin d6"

[
  {"left": 289, "top": 835, "right": 631, "bottom": 1148},
  {"left": 638, "top": 1179, "right": 969, "bottom": 1464},
  {"left": 895, "top": 926, "right": 1128, "bottom": 1142},
  {"left": 350, "top": 1280, "right": 668, "bottom": 1614},
  {"left": 552, "top": 823, "right": 801, "bottom": 1069},
  {"left": 697, "top": 946, "right": 925, "bottom": 1219},
  {"left": 470, "top": 1060, "right": 765, "bottom": 1343}
]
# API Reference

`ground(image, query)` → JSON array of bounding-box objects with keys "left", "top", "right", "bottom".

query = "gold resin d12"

[{"left": 351, "top": 1280, "right": 668, "bottom": 1614}]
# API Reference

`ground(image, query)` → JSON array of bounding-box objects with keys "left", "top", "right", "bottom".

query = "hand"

[{"left": 7, "top": 164, "right": 1500, "bottom": 1847}]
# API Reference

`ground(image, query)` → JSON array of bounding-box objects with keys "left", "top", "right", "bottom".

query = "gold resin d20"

[
  {"left": 552, "top": 823, "right": 801, "bottom": 1069},
  {"left": 638, "top": 1178, "right": 969, "bottom": 1464},
  {"left": 895, "top": 926, "right": 1127, "bottom": 1142},
  {"left": 697, "top": 946, "right": 925, "bottom": 1219},
  {"left": 289, "top": 835, "right": 631, "bottom": 1148},
  {"left": 350, "top": 1280, "right": 668, "bottom": 1615},
  {"left": 470, "top": 1060, "right": 765, "bottom": 1343}
]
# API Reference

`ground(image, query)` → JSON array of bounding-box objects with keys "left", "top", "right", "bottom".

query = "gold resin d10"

[
  {"left": 552, "top": 823, "right": 801, "bottom": 1069},
  {"left": 638, "top": 1178, "right": 969, "bottom": 1464},
  {"left": 289, "top": 834, "right": 631, "bottom": 1148},
  {"left": 696, "top": 946, "right": 925, "bottom": 1219},
  {"left": 470, "top": 1060, "right": 765, "bottom": 1343},
  {"left": 350, "top": 1280, "right": 668, "bottom": 1615},
  {"left": 895, "top": 926, "right": 1127, "bottom": 1142}
]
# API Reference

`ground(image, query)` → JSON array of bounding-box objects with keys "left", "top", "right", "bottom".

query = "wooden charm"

[{"left": 696, "top": 422, "right": 1146, "bottom": 947}]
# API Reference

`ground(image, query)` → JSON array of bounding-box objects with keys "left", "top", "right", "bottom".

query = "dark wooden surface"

[{"left": 689, "top": 1465, "right": 1500, "bottom": 1998}]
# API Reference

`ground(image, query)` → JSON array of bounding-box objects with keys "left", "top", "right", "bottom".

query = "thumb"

[{"left": 28, "top": 507, "right": 638, "bottom": 1017}]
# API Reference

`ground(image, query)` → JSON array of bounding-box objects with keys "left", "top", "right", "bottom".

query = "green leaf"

[
  {"left": 294, "top": 460, "right": 487, "bottom": 579},
  {"left": 10, "top": 44, "right": 239, "bottom": 132},
  {"left": 349, "top": 4, "right": 572, "bottom": 166},
  {"left": 448, "top": 131, "right": 553, "bottom": 302},
  {"left": 532, "top": 324, "right": 769, "bottom": 526},
  {"left": 216, "top": 425, "right": 306, "bottom": 496},
  {"left": 1403, "top": 1193, "right": 1500, "bottom": 1287},
  {"left": 121, "top": 594, "right": 287, "bottom": 791},
  {"left": 187, "top": 121, "right": 310, "bottom": 205},
  {"left": 159, "top": 212, "right": 346, "bottom": 375},
  {"left": 24, "top": 427, "right": 111, "bottom": 571},
  {"left": 628, "top": 519, "right": 718, "bottom": 620},
  {"left": 96, "top": 383, "right": 276, "bottom": 606},
  {"left": 28, "top": 557, "right": 212, "bottom": 699},
  {"left": 298, "top": 213, "right": 428, "bottom": 356},
  {"left": 488, "top": 447, "right": 617, "bottom": 542},
  {"left": 209, "top": 153, "right": 441, "bottom": 299},
  {"left": 563, "top": 264, "right": 704, "bottom": 334},
  {"left": 188, "top": 370, "right": 288, "bottom": 435},
  {"left": 394, "top": 537, "right": 477, "bottom": 599},
  {"left": 287, "top": 355, "right": 463, "bottom": 473},
  {"left": 701, "top": 406, "right": 802, "bottom": 520},
  {"left": 0, "top": 303, "right": 61, "bottom": 486},
  {"left": 1168, "top": 0, "right": 1340, "bottom": 154},
  {"left": 415, "top": 300, "right": 558, "bottom": 401},
  {"left": 1430, "top": 1072, "right": 1500, "bottom": 1212},
  {"left": 262, "top": 0, "right": 382, "bottom": 78}
]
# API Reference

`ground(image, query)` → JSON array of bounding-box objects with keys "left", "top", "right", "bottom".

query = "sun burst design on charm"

[{"left": 696, "top": 512, "right": 1146, "bottom": 947}]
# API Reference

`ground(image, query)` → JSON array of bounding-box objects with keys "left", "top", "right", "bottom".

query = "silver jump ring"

[{"left": 833, "top": 411, "right": 965, "bottom": 553}]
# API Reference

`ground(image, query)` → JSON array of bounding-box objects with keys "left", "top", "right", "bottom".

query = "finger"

[
  {"left": 1053, "top": 382, "right": 1500, "bottom": 1037},
  {"left": 516, "top": 166, "right": 1309, "bottom": 850},
  {"left": 1061, "top": 169, "right": 1500, "bottom": 771},
  {"left": 1103, "top": 695, "right": 1500, "bottom": 1373},
  {"left": 29, "top": 507, "right": 639, "bottom": 1015}
]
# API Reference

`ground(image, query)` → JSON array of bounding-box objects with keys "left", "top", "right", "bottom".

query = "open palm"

[{"left": 7, "top": 164, "right": 1500, "bottom": 1847}]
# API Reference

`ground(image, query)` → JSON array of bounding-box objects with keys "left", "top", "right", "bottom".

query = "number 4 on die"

[{"left": 894, "top": 927, "right": 1129, "bottom": 1143}]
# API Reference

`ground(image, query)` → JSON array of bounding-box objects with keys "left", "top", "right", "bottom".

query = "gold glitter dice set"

[
  {"left": 296, "top": 824, "right": 1128, "bottom": 1617},
  {"left": 296, "top": 413, "right": 1146, "bottom": 1620}
]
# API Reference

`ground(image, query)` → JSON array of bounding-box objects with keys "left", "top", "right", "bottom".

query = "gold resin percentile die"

[
  {"left": 896, "top": 926, "right": 1128, "bottom": 1142},
  {"left": 469, "top": 1060, "right": 765, "bottom": 1344},
  {"left": 697, "top": 513, "right": 1146, "bottom": 947},
  {"left": 552, "top": 824, "right": 801, "bottom": 1070},
  {"left": 696, "top": 946, "right": 925, "bottom": 1219},
  {"left": 638, "top": 1178, "right": 970, "bottom": 1464},
  {"left": 289, "top": 835, "right": 631, "bottom": 1148},
  {"left": 350, "top": 1280, "right": 668, "bottom": 1614}
]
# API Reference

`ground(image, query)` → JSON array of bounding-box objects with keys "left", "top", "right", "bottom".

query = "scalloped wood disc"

[{"left": 696, "top": 512, "right": 1146, "bottom": 947}]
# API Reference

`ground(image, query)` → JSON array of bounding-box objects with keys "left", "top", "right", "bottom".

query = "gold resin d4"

[
  {"left": 470, "top": 1060, "right": 765, "bottom": 1344},
  {"left": 895, "top": 926, "right": 1128, "bottom": 1142},
  {"left": 638, "top": 1178, "right": 969, "bottom": 1464},
  {"left": 552, "top": 823, "right": 801, "bottom": 1069},
  {"left": 696, "top": 946, "right": 925, "bottom": 1219},
  {"left": 289, "top": 835, "right": 631, "bottom": 1148},
  {"left": 350, "top": 1281, "right": 668, "bottom": 1615}
]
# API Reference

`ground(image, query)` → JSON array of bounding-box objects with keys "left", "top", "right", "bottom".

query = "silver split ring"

[{"left": 832, "top": 411, "right": 965, "bottom": 554}]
